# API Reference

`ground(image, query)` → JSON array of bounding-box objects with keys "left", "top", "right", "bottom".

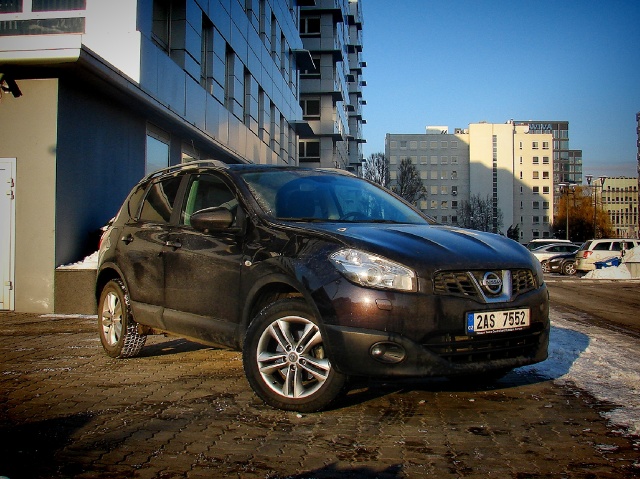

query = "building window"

[
  {"left": 543, "top": 186, "right": 549, "bottom": 194},
  {"left": 201, "top": 15, "right": 214, "bottom": 93},
  {"left": 430, "top": 186, "right": 438, "bottom": 195},
  {"left": 152, "top": 0, "right": 186, "bottom": 57},
  {"left": 451, "top": 171, "right": 457, "bottom": 180},
  {"left": 543, "top": 141, "right": 550, "bottom": 149},
  {"left": 300, "top": 16, "right": 320, "bottom": 36},
  {"left": 430, "top": 200, "right": 437, "bottom": 209},
  {"left": 542, "top": 171, "right": 549, "bottom": 179},
  {"left": 451, "top": 186, "right": 458, "bottom": 196},
  {"left": 420, "top": 156, "right": 428, "bottom": 164},
  {"left": 441, "top": 156, "right": 448, "bottom": 164},
  {"left": 533, "top": 216, "right": 540, "bottom": 224},
  {"left": 0, "top": 1, "right": 21, "bottom": 13},
  {"left": 400, "top": 141, "right": 407, "bottom": 149},
  {"left": 532, "top": 141, "right": 539, "bottom": 149},
  {"left": 543, "top": 156, "right": 550, "bottom": 164},
  {"left": 430, "top": 141, "right": 438, "bottom": 149},
  {"left": 32, "top": 0, "right": 86, "bottom": 11},
  {"left": 451, "top": 156, "right": 458, "bottom": 164},
  {"left": 420, "top": 141, "right": 427, "bottom": 148},
  {"left": 533, "top": 171, "right": 539, "bottom": 179},
  {"left": 440, "top": 141, "right": 448, "bottom": 148},
  {"left": 146, "top": 124, "right": 170, "bottom": 175},
  {"left": 451, "top": 215, "right": 458, "bottom": 224},
  {"left": 533, "top": 156, "right": 539, "bottom": 164},
  {"left": 441, "top": 201, "right": 448, "bottom": 209},
  {"left": 452, "top": 201, "right": 458, "bottom": 209},
  {"left": 533, "top": 186, "right": 539, "bottom": 194},
  {"left": 430, "top": 170, "right": 437, "bottom": 180},
  {"left": 450, "top": 140, "right": 458, "bottom": 149},
  {"left": 532, "top": 201, "right": 540, "bottom": 209},
  {"left": 543, "top": 202, "right": 550, "bottom": 209},
  {"left": 300, "top": 98, "right": 320, "bottom": 119},
  {"left": 410, "top": 141, "right": 417, "bottom": 149},
  {"left": 441, "top": 186, "right": 448, "bottom": 195},
  {"left": 299, "top": 140, "right": 320, "bottom": 162},
  {"left": 430, "top": 156, "right": 438, "bottom": 165}
]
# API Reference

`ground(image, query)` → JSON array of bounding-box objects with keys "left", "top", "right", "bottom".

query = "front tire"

[
  {"left": 243, "top": 298, "right": 348, "bottom": 412},
  {"left": 562, "top": 261, "right": 576, "bottom": 275},
  {"left": 541, "top": 261, "right": 550, "bottom": 273},
  {"left": 98, "top": 279, "right": 146, "bottom": 358}
]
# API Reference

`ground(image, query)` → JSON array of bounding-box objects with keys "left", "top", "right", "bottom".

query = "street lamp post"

[
  {"left": 585, "top": 174, "right": 607, "bottom": 239},
  {"left": 558, "top": 183, "right": 576, "bottom": 240}
]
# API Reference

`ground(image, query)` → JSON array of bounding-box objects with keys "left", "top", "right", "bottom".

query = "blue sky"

[{"left": 360, "top": 0, "right": 640, "bottom": 178}]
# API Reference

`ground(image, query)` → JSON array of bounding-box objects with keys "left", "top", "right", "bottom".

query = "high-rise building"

[
  {"left": 386, "top": 121, "right": 556, "bottom": 243},
  {"left": 299, "top": 0, "right": 365, "bottom": 170}
]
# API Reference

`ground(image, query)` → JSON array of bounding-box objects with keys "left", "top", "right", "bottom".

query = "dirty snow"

[
  {"left": 519, "top": 311, "right": 640, "bottom": 437},
  {"left": 57, "top": 251, "right": 99, "bottom": 270}
]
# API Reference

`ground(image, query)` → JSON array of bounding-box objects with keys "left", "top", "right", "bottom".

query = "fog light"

[{"left": 369, "top": 342, "right": 406, "bottom": 364}]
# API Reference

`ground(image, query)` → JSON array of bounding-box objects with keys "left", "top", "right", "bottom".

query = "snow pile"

[
  {"left": 622, "top": 245, "right": 640, "bottom": 263},
  {"left": 57, "top": 251, "right": 99, "bottom": 270}
]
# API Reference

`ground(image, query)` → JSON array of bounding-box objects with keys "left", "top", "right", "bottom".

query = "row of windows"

[
  {"left": 0, "top": 0, "right": 85, "bottom": 13},
  {"left": 390, "top": 140, "right": 460, "bottom": 150},
  {"left": 519, "top": 141, "right": 550, "bottom": 150},
  {"left": 389, "top": 156, "right": 460, "bottom": 165},
  {"left": 418, "top": 171, "right": 459, "bottom": 180}
]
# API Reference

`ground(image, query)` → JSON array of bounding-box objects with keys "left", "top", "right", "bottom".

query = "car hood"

[{"left": 291, "top": 222, "right": 536, "bottom": 274}]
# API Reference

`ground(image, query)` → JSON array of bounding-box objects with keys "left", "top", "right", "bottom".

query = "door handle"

[{"left": 121, "top": 234, "right": 134, "bottom": 244}]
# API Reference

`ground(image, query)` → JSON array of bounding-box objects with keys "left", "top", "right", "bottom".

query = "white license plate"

[{"left": 466, "top": 308, "right": 530, "bottom": 335}]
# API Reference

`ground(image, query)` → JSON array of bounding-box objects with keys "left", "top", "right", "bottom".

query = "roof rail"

[{"left": 143, "top": 160, "right": 230, "bottom": 182}]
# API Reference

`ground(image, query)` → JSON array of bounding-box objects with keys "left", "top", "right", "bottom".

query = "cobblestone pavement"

[{"left": 1, "top": 309, "right": 639, "bottom": 479}]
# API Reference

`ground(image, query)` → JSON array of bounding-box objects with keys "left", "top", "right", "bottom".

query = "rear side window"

[
  {"left": 592, "top": 242, "right": 611, "bottom": 251},
  {"left": 139, "top": 176, "right": 183, "bottom": 223}
]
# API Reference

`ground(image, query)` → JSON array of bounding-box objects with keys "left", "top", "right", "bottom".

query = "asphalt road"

[{"left": 546, "top": 276, "right": 640, "bottom": 336}]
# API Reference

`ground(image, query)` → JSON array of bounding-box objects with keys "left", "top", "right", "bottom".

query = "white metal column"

[{"left": 0, "top": 158, "right": 16, "bottom": 310}]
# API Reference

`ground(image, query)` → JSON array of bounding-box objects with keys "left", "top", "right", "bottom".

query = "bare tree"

[
  {"left": 456, "top": 194, "right": 503, "bottom": 233},
  {"left": 362, "top": 152, "right": 390, "bottom": 188},
  {"left": 391, "top": 157, "right": 427, "bottom": 206}
]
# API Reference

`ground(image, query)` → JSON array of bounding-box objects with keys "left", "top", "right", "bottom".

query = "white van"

[{"left": 575, "top": 239, "right": 640, "bottom": 272}]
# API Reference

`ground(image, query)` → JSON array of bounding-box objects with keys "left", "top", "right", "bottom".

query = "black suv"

[{"left": 96, "top": 161, "right": 549, "bottom": 412}]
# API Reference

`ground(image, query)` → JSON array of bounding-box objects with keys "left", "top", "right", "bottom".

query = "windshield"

[{"left": 240, "top": 169, "right": 433, "bottom": 224}]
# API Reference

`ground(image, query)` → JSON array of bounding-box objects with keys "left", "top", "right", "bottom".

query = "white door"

[{"left": 0, "top": 158, "right": 15, "bottom": 310}]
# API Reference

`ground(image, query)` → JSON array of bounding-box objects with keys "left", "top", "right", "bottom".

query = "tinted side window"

[
  {"left": 592, "top": 242, "right": 611, "bottom": 251},
  {"left": 139, "top": 176, "right": 183, "bottom": 223},
  {"left": 181, "top": 174, "right": 237, "bottom": 226}
]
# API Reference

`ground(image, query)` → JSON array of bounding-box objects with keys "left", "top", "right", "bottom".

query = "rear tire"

[
  {"left": 98, "top": 279, "right": 146, "bottom": 358},
  {"left": 243, "top": 298, "right": 348, "bottom": 412},
  {"left": 541, "top": 261, "right": 550, "bottom": 273}
]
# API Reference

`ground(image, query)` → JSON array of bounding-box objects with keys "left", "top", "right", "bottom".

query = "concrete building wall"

[
  {"left": 602, "top": 177, "right": 639, "bottom": 239},
  {"left": 1, "top": 80, "right": 58, "bottom": 312}
]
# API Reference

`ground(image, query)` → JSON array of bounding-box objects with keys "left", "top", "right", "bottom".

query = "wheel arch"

[
  {"left": 239, "top": 274, "right": 321, "bottom": 347},
  {"left": 95, "top": 264, "right": 126, "bottom": 304}
]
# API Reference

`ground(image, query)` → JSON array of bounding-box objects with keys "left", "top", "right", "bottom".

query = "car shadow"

[{"left": 139, "top": 337, "right": 214, "bottom": 357}]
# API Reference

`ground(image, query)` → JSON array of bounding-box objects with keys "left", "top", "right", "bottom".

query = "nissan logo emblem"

[{"left": 482, "top": 272, "right": 503, "bottom": 294}]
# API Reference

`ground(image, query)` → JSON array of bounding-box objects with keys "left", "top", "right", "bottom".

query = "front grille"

[
  {"left": 433, "top": 269, "right": 537, "bottom": 300},
  {"left": 422, "top": 323, "right": 544, "bottom": 364}
]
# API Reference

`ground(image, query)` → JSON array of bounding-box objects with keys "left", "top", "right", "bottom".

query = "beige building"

[
  {"left": 602, "top": 177, "right": 639, "bottom": 239},
  {"left": 386, "top": 122, "right": 555, "bottom": 243}
]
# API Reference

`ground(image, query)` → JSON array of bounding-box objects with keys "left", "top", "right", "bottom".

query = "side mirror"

[{"left": 190, "top": 207, "right": 234, "bottom": 232}]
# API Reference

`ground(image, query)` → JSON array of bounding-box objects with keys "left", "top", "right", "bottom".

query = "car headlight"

[{"left": 329, "top": 249, "right": 416, "bottom": 292}]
